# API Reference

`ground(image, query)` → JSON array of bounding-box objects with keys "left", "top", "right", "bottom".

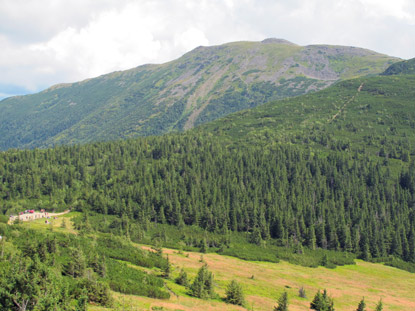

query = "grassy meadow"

[{"left": 91, "top": 245, "right": 415, "bottom": 311}]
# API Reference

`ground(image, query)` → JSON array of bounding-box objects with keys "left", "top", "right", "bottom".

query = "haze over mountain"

[{"left": 0, "top": 39, "right": 398, "bottom": 151}]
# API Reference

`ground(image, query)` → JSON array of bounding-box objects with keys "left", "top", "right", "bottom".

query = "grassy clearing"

[
  {"left": 129, "top": 246, "right": 415, "bottom": 311},
  {"left": 17, "top": 218, "right": 415, "bottom": 310},
  {"left": 20, "top": 211, "right": 80, "bottom": 234}
]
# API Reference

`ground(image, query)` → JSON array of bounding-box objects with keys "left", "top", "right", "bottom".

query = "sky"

[{"left": 1, "top": 0, "right": 415, "bottom": 99}]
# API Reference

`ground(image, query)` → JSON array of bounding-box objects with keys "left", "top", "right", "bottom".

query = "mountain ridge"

[{"left": 0, "top": 39, "right": 399, "bottom": 150}]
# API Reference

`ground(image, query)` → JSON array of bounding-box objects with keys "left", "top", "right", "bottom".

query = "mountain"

[
  {"left": 0, "top": 39, "right": 399, "bottom": 150},
  {"left": 382, "top": 57, "right": 415, "bottom": 75}
]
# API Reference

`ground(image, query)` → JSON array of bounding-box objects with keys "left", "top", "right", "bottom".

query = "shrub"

[{"left": 175, "top": 268, "right": 189, "bottom": 287}]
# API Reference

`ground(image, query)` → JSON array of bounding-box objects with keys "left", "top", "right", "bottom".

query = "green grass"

[{"left": 126, "top": 247, "right": 415, "bottom": 311}]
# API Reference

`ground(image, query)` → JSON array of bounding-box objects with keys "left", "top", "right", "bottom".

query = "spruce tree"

[
  {"left": 189, "top": 264, "right": 214, "bottom": 299},
  {"left": 310, "top": 289, "right": 335, "bottom": 311},
  {"left": 375, "top": 299, "right": 383, "bottom": 311},
  {"left": 175, "top": 268, "right": 189, "bottom": 287},
  {"left": 356, "top": 298, "right": 366, "bottom": 311},
  {"left": 163, "top": 254, "right": 171, "bottom": 278},
  {"left": 200, "top": 237, "right": 208, "bottom": 253},
  {"left": 274, "top": 291, "right": 289, "bottom": 311},
  {"left": 225, "top": 280, "right": 245, "bottom": 306}
]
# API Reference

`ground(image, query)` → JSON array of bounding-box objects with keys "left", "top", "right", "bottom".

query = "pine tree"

[
  {"left": 64, "top": 247, "right": 86, "bottom": 278},
  {"left": 356, "top": 297, "right": 366, "bottom": 311},
  {"left": 310, "top": 289, "right": 335, "bottom": 311},
  {"left": 163, "top": 254, "right": 171, "bottom": 278},
  {"left": 200, "top": 237, "right": 208, "bottom": 253},
  {"left": 189, "top": 264, "right": 214, "bottom": 299},
  {"left": 375, "top": 299, "right": 383, "bottom": 311},
  {"left": 175, "top": 268, "right": 189, "bottom": 287},
  {"left": 225, "top": 280, "right": 245, "bottom": 306},
  {"left": 274, "top": 291, "right": 289, "bottom": 311}
]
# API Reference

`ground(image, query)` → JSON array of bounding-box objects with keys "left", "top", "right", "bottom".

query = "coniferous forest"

[{"left": 1, "top": 132, "right": 414, "bottom": 267}]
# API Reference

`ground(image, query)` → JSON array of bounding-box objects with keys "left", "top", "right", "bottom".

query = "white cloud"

[
  {"left": 30, "top": 4, "right": 164, "bottom": 78},
  {"left": 0, "top": 0, "right": 415, "bottom": 98},
  {"left": 174, "top": 28, "right": 209, "bottom": 51}
]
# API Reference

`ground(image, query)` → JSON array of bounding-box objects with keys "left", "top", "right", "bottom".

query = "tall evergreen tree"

[
  {"left": 375, "top": 299, "right": 383, "bottom": 311},
  {"left": 356, "top": 298, "right": 366, "bottom": 311},
  {"left": 310, "top": 289, "right": 335, "bottom": 311},
  {"left": 225, "top": 280, "right": 245, "bottom": 306},
  {"left": 274, "top": 291, "right": 289, "bottom": 311},
  {"left": 189, "top": 264, "right": 214, "bottom": 299}
]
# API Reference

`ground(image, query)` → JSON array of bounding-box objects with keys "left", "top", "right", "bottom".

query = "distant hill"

[
  {"left": 0, "top": 39, "right": 398, "bottom": 150},
  {"left": 382, "top": 57, "right": 415, "bottom": 75}
]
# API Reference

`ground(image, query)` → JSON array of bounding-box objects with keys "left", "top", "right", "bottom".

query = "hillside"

[
  {"left": 3, "top": 214, "right": 415, "bottom": 311},
  {"left": 0, "top": 39, "right": 398, "bottom": 150},
  {"left": 382, "top": 57, "right": 415, "bottom": 75},
  {"left": 202, "top": 74, "right": 415, "bottom": 158}
]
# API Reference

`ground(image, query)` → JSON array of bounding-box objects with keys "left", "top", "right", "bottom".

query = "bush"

[
  {"left": 299, "top": 286, "right": 307, "bottom": 298},
  {"left": 0, "top": 215, "right": 9, "bottom": 224},
  {"left": 175, "top": 268, "right": 189, "bottom": 287},
  {"left": 105, "top": 259, "right": 170, "bottom": 299},
  {"left": 77, "top": 277, "right": 113, "bottom": 307}
]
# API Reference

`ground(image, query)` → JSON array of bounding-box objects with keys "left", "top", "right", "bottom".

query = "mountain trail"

[{"left": 328, "top": 82, "right": 364, "bottom": 123}]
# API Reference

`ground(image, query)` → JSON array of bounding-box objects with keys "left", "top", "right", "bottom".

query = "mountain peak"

[{"left": 261, "top": 38, "right": 297, "bottom": 45}]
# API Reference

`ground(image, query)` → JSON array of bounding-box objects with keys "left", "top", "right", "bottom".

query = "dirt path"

[{"left": 328, "top": 82, "right": 364, "bottom": 123}]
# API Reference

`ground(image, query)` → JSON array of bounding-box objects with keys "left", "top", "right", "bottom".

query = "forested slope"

[
  {"left": 202, "top": 75, "right": 415, "bottom": 160},
  {"left": 1, "top": 132, "right": 414, "bottom": 268},
  {"left": 382, "top": 57, "right": 415, "bottom": 75},
  {"left": 0, "top": 215, "right": 170, "bottom": 310}
]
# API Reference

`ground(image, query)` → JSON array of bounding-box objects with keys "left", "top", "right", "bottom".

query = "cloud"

[{"left": 0, "top": 0, "right": 415, "bottom": 98}]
